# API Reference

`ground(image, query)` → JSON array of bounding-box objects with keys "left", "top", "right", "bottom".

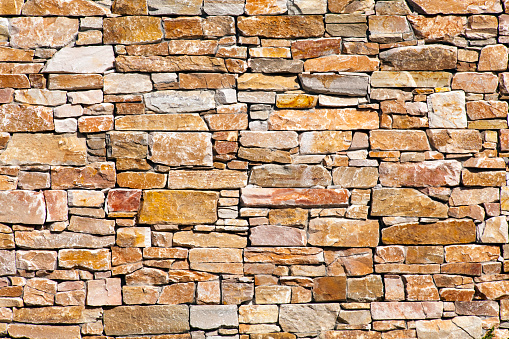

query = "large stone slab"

[
  {"left": 244, "top": 247, "right": 324, "bottom": 264},
  {"left": 13, "top": 306, "right": 89, "bottom": 324},
  {"left": 9, "top": 17, "right": 78, "bottom": 49},
  {"left": 138, "top": 190, "right": 218, "bottom": 225},
  {"left": 428, "top": 91, "right": 467, "bottom": 128},
  {"left": 238, "top": 16, "right": 324, "bottom": 38},
  {"left": 167, "top": 170, "right": 247, "bottom": 189},
  {"left": 452, "top": 72, "right": 498, "bottom": 93},
  {"left": 0, "top": 0, "right": 23, "bottom": 14},
  {"left": 371, "top": 302, "right": 443, "bottom": 320},
  {"left": 173, "top": 231, "right": 247, "bottom": 248},
  {"left": 21, "top": 0, "right": 109, "bottom": 15},
  {"left": 238, "top": 74, "right": 300, "bottom": 91},
  {"left": 103, "top": 16, "right": 162, "bottom": 44},
  {"left": 0, "top": 191, "right": 45, "bottom": 224},
  {"left": 190, "top": 305, "right": 238, "bottom": 330},
  {"left": 241, "top": 188, "right": 349, "bottom": 207},
  {"left": 382, "top": 219, "right": 477, "bottom": 245},
  {"left": 308, "top": 218, "right": 379, "bottom": 247},
  {"left": 0, "top": 104, "right": 53, "bottom": 132},
  {"left": 379, "top": 161, "right": 462, "bottom": 187},
  {"left": 408, "top": 15, "right": 466, "bottom": 42},
  {"left": 7, "top": 324, "right": 81, "bottom": 339},
  {"left": 279, "top": 304, "right": 340, "bottom": 333},
  {"left": 427, "top": 129, "right": 482, "bottom": 153},
  {"left": 43, "top": 46, "right": 115, "bottom": 74},
  {"left": 115, "top": 114, "right": 208, "bottom": 131},
  {"left": 269, "top": 109, "right": 379, "bottom": 130},
  {"left": 149, "top": 132, "right": 212, "bottom": 166},
  {"left": 407, "top": 0, "right": 502, "bottom": 14},
  {"left": 300, "top": 131, "right": 352, "bottom": 154},
  {"left": 371, "top": 188, "right": 448, "bottom": 217},
  {"left": 380, "top": 45, "right": 457, "bottom": 71},
  {"left": 304, "top": 55, "right": 379, "bottom": 72},
  {"left": 416, "top": 317, "right": 482, "bottom": 339},
  {"left": 371, "top": 71, "right": 452, "bottom": 88},
  {"left": 144, "top": 90, "right": 215, "bottom": 113},
  {"left": 299, "top": 73, "right": 369, "bottom": 96},
  {"left": 115, "top": 55, "right": 227, "bottom": 73},
  {"left": 240, "top": 131, "right": 298, "bottom": 149},
  {"left": 104, "top": 305, "right": 189, "bottom": 335},
  {"left": 15, "top": 231, "right": 114, "bottom": 249},
  {"left": 249, "top": 165, "right": 332, "bottom": 187},
  {"left": 0, "top": 133, "right": 86, "bottom": 166},
  {"left": 449, "top": 188, "right": 499, "bottom": 206},
  {"left": 58, "top": 249, "right": 110, "bottom": 270},
  {"left": 370, "top": 130, "right": 430, "bottom": 151}
]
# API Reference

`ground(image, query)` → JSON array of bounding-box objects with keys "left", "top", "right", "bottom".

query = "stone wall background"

[{"left": 0, "top": 0, "right": 509, "bottom": 337}]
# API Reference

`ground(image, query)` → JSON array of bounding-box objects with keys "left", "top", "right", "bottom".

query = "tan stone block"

[
  {"left": 380, "top": 45, "right": 457, "bottom": 71},
  {"left": 78, "top": 115, "right": 113, "bottom": 133},
  {"left": 112, "top": 0, "right": 147, "bottom": 14},
  {"left": 478, "top": 44, "right": 508, "bottom": 71},
  {"left": 104, "top": 16, "right": 162, "bottom": 44},
  {"left": 0, "top": 191, "right": 45, "bottom": 225},
  {"left": 238, "top": 16, "right": 324, "bottom": 38},
  {"left": 427, "top": 129, "right": 482, "bottom": 154},
  {"left": 173, "top": 231, "right": 246, "bottom": 248},
  {"left": 308, "top": 218, "right": 379, "bottom": 247},
  {"left": 86, "top": 278, "right": 121, "bottom": 306},
  {"left": 312, "top": 276, "right": 346, "bottom": 302},
  {"left": 51, "top": 163, "right": 115, "bottom": 189},
  {"left": 291, "top": 38, "right": 342, "bottom": 59},
  {"left": 481, "top": 216, "right": 509, "bottom": 243},
  {"left": 58, "top": 249, "right": 110, "bottom": 271},
  {"left": 0, "top": 104, "right": 53, "bottom": 132},
  {"left": 244, "top": 247, "right": 324, "bottom": 265},
  {"left": 347, "top": 275, "right": 383, "bottom": 301},
  {"left": 250, "top": 164, "right": 331, "bottom": 187},
  {"left": 10, "top": 17, "right": 78, "bottom": 49},
  {"left": 241, "top": 188, "right": 349, "bottom": 207},
  {"left": 371, "top": 71, "right": 452, "bottom": 88},
  {"left": 407, "top": 0, "right": 502, "bottom": 14},
  {"left": 167, "top": 170, "right": 247, "bottom": 189},
  {"left": 23, "top": 278, "right": 57, "bottom": 306},
  {"left": 117, "top": 227, "right": 151, "bottom": 247},
  {"left": 22, "top": 0, "right": 109, "bottom": 15},
  {"left": 149, "top": 132, "right": 212, "bottom": 167},
  {"left": 237, "top": 73, "right": 299, "bottom": 91},
  {"left": 255, "top": 285, "right": 291, "bottom": 304},
  {"left": 370, "top": 130, "right": 430, "bottom": 151},
  {"left": 197, "top": 280, "right": 220, "bottom": 304},
  {"left": 250, "top": 225, "right": 307, "bottom": 246},
  {"left": 168, "top": 40, "right": 218, "bottom": 55},
  {"left": 404, "top": 275, "right": 439, "bottom": 301},
  {"left": 406, "top": 246, "right": 443, "bottom": 264},
  {"left": 138, "top": 190, "right": 218, "bottom": 225},
  {"left": 179, "top": 73, "right": 235, "bottom": 89},
  {"left": 116, "top": 55, "right": 227, "bottom": 73},
  {"left": 477, "top": 280, "right": 509, "bottom": 299},
  {"left": 68, "top": 216, "right": 114, "bottom": 235},
  {"left": 159, "top": 283, "right": 195, "bottom": 304},
  {"left": 276, "top": 94, "right": 317, "bottom": 109},
  {"left": 245, "top": 0, "right": 286, "bottom": 14},
  {"left": 332, "top": 167, "right": 378, "bottom": 188},
  {"left": 122, "top": 285, "right": 159, "bottom": 304},
  {"left": 269, "top": 108, "right": 379, "bottom": 130},
  {"left": 439, "top": 289, "right": 475, "bottom": 302},
  {"left": 379, "top": 160, "right": 461, "bottom": 187},
  {"left": 462, "top": 169, "right": 506, "bottom": 187},
  {"left": 238, "top": 147, "right": 292, "bottom": 163},
  {"left": 204, "top": 113, "right": 248, "bottom": 131},
  {"left": 408, "top": 15, "right": 466, "bottom": 42},
  {"left": 7, "top": 324, "right": 81, "bottom": 339},
  {"left": 452, "top": 72, "right": 498, "bottom": 93},
  {"left": 445, "top": 245, "right": 499, "bottom": 263},
  {"left": 13, "top": 306, "right": 86, "bottom": 324},
  {"left": 115, "top": 114, "right": 208, "bottom": 131},
  {"left": 268, "top": 208, "right": 307, "bottom": 227},
  {"left": 116, "top": 172, "right": 165, "bottom": 189},
  {"left": 304, "top": 55, "right": 379, "bottom": 72},
  {"left": 0, "top": 0, "right": 22, "bottom": 14},
  {"left": 466, "top": 100, "right": 508, "bottom": 120}
]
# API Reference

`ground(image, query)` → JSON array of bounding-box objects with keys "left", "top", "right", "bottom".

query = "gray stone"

[
  {"left": 148, "top": 0, "right": 202, "bottom": 15},
  {"left": 204, "top": 0, "right": 244, "bottom": 15},
  {"left": 145, "top": 90, "right": 216, "bottom": 113},
  {"left": 299, "top": 73, "right": 369, "bottom": 96},
  {"left": 43, "top": 46, "right": 115, "bottom": 74},
  {"left": 380, "top": 45, "right": 457, "bottom": 71},
  {"left": 104, "top": 73, "right": 152, "bottom": 94},
  {"left": 190, "top": 305, "right": 238, "bottom": 330},
  {"left": 0, "top": 250, "right": 15, "bottom": 276},
  {"left": 279, "top": 304, "right": 340, "bottom": 333},
  {"left": 250, "top": 59, "right": 304, "bottom": 73},
  {"left": 249, "top": 164, "right": 332, "bottom": 187}
]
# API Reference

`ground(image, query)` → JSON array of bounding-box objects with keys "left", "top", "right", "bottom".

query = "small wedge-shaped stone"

[
  {"left": 15, "top": 231, "right": 115, "bottom": 249},
  {"left": 238, "top": 16, "right": 324, "bottom": 38},
  {"left": 371, "top": 188, "right": 448, "bottom": 217},
  {"left": 149, "top": 132, "right": 212, "bottom": 167},
  {"left": 43, "top": 46, "right": 114, "bottom": 74},
  {"left": 309, "top": 218, "right": 379, "bottom": 247},
  {"left": 427, "top": 129, "right": 482, "bottom": 153},
  {"left": 115, "top": 55, "right": 227, "bottom": 72},
  {"left": 0, "top": 104, "right": 53, "bottom": 132},
  {"left": 269, "top": 109, "right": 379, "bottom": 130},
  {"left": 22, "top": 0, "right": 109, "bottom": 15},
  {"left": 10, "top": 17, "right": 78, "bottom": 49},
  {"left": 145, "top": 90, "right": 215, "bottom": 113},
  {"left": 304, "top": 55, "right": 379, "bottom": 72},
  {"left": 103, "top": 16, "right": 162, "bottom": 44},
  {"left": 0, "top": 191, "right": 45, "bottom": 225},
  {"left": 300, "top": 73, "right": 369, "bottom": 96},
  {"left": 104, "top": 305, "right": 189, "bottom": 335},
  {"left": 249, "top": 165, "right": 332, "bottom": 187},
  {"left": 407, "top": 0, "right": 502, "bottom": 14},
  {"left": 380, "top": 45, "right": 457, "bottom": 71},
  {"left": 138, "top": 190, "right": 218, "bottom": 225},
  {"left": 371, "top": 71, "right": 452, "bottom": 87},
  {"left": 379, "top": 161, "right": 462, "bottom": 187},
  {"left": 0, "top": 133, "right": 86, "bottom": 166},
  {"left": 382, "top": 219, "right": 476, "bottom": 245},
  {"left": 241, "top": 188, "right": 349, "bottom": 207},
  {"left": 115, "top": 114, "right": 208, "bottom": 131},
  {"left": 428, "top": 91, "right": 467, "bottom": 128}
]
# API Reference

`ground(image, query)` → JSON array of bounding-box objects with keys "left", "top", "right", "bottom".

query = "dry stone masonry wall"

[{"left": 1, "top": 0, "right": 509, "bottom": 337}]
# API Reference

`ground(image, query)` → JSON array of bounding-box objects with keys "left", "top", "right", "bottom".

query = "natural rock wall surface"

[{"left": 0, "top": 0, "right": 509, "bottom": 338}]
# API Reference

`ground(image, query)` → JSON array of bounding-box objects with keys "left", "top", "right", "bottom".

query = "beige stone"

[
  {"left": 371, "top": 71, "right": 452, "bottom": 88},
  {"left": 404, "top": 275, "right": 439, "bottom": 301},
  {"left": 22, "top": 0, "right": 109, "bottom": 15},
  {"left": 173, "top": 231, "right": 247, "bottom": 248},
  {"left": 149, "top": 132, "right": 212, "bottom": 167},
  {"left": 332, "top": 167, "right": 379, "bottom": 188},
  {"left": 86, "top": 278, "right": 121, "bottom": 306},
  {"left": 379, "top": 161, "right": 461, "bottom": 187},
  {"left": 408, "top": 15, "right": 466, "bottom": 41},
  {"left": 371, "top": 188, "right": 448, "bottom": 217},
  {"left": 407, "top": 0, "right": 503, "bottom": 14},
  {"left": 13, "top": 306, "right": 88, "bottom": 324},
  {"left": 250, "top": 165, "right": 331, "bottom": 187},
  {"left": 116, "top": 172, "right": 166, "bottom": 189},
  {"left": 308, "top": 218, "right": 379, "bottom": 247},
  {"left": 370, "top": 130, "right": 430, "bottom": 151},
  {"left": 269, "top": 109, "right": 379, "bottom": 130},
  {"left": 299, "top": 131, "right": 352, "bottom": 154},
  {"left": 7, "top": 324, "right": 81, "bottom": 339},
  {"left": 380, "top": 45, "right": 457, "bottom": 71},
  {"left": 238, "top": 16, "right": 324, "bottom": 38},
  {"left": 115, "top": 114, "right": 208, "bottom": 131},
  {"left": 478, "top": 44, "right": 508, "bottom": 71},
  {"left": 167, "top": 170, "right": 247, "bottom": 189},
  {"left": 9, "top": 17, "right": 78, "bottom": 49},
  {"left": 304, "top": 55, "right": 379, "bottom": 72},
  {"left": 51, "top": 163, "right": 116, "bottom": 189},
  {"left": 115, "top": 55, "right": 227, "bottom": 73},
  {"left": 452, "top": 72, "right": 498, "bottom": 93}
]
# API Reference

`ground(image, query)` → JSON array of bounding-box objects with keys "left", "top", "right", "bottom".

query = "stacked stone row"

[{"left": 1, "top": 0, "right": 509, "bottom": 338}]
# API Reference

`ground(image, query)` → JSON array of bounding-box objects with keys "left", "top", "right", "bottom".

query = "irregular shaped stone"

[
  {"left": 112, "top": 0, "right": 147, "bottom": 14},
  {"left": 371, "top": 302, "right": 443, "bottom": 320},
  {"left": 466, "top": 100, "right": 508, "bottom": 120},
  {"left": 371, "top": 71, "right": 452, "bottom": 87},
  {"left": 115, "top": 55, "right": 227, "bottom": 73},
  {"left": 167, "top": 170, "right": 247, "bottom": 189},
  {"left": 379, "top": 161, "right": 461, "bottom": 187},
  {"left": 256, "top": 285, "right": 292, "bottom": 304},
  {"left": 299, "top": 73, "right": 369, "bottom": 96},
  {"left": 408, "top": 15, "right": 466, "bottom": 41},
  {"left": 43, "top": 46, "right": 115, "bottom": 74},
  {"left": 148, "top": 0, "right": 202, "bottom": 15},
  {"left": 481, "top": 216, "right": 509, "bottom": 243},
  {"left": 304, "top": 55, "right": 379, "bottom": 72},
  {"left": 380, "top": 45, "right": 457, "bottom": 71},
  {"left": 332, "top": 167, "right": 379, "bottom": 188},
  {"left": 445, "top": 245, "right": 500, "bottom": 263},
  {"left": 0, "top": 104, "right": 53, "bottom": 132},
  {"left": 451, "top": 72, "right": 498, "bottom": 93},
  {"left": 300, "top": 131, "right": 352, "bottom": 154},
  {"left": 249, "top": 165, "right": 331, "bottom": 187},
  {"left": 250, "top": 226, "right": 307, "bottom": 246},
  {"left": 158, "top": 283, "right": 195, "bottom": 304},
  {"left": 240, "top": 131, "right": 298, "bottom": 149},
  {"left": 462, "top": 169, "right": 506, "bottom": 187},
  {"left": 279, "top": 304, "right": 340, "bottom": 333},
  {"left": 115, "top": 114, "right": 208, "bottom": 131},
  {"left": 382, "top": 219, "right": 476, "bottom": 245},
  {"left": 371, "top": 188, "right": 448, "bottom": 217},
  {"left": 478, "top": 44, "right": 508, "bottom": 71},
  {"left": 370, "top": 130, "right": 430, "bottom": 151},
  {"left": 427, "top": 129, "right": 482, "bottom": 154},
  {"left": 407, "top": 0, "right": 502, "bottom": 14},
  {"left": 450, "top": 188, "right": 499, "bottom": 206},
  {"left": 173, "top": 231, "right": 247, "bottom": 248},
  {"left": 58, "top": 249, "right": 110, "bottom": 270},
  {"left": 477, "top": 280, "right": 509, "bottom": 299},
  {"left": 16, "top": 250, "right": 57, "bottom": 271},
  {"left": 427, "top": 91, "right": 467, "bottom": 128},
  {"left": 180, "top": 73, "right": 236, "bottom": 89},
  {"left": 269, "top": 109, "right": 379, "bottom": 130},
  {"left": 138, "top": 190, "right": 218, "bottom": 225},
  {"left": 10, "top": 17, "right": 78, "bottom": 49},
  {"left": 117, "top": 227, "right": 151, "bottom": 247},
  {"left": 241, "top": 188, "right": 349, "bottom": 207},
  {"left": 7, "top": 324, "right": 81, "bottom": 339},
  {"left": 149, "top": 132, "right": 212, "bottom": 166},
  {"left": 308, "top": 218, "right": 379, "bottom": 247},
  {"left": 22, "top": 0, "right": 109, "bottom": 15},
  {"left": 0, "top": 191, "right": 45, "bottom": 224},
  {"left": 328, "top": 0, "right": 373, "bottom": 13},
  {"left": 51, "top": 163, "right": 116, "bottom": 189},
  {"left": 48, "top": 74, "right": 103, "bottom": 90},
  {"left": 14, "top": 89, "right": 66, "bottom": 106},
  {"left": 246, "top": 0, "right": 286, "bottom": 14},
  {"left": 203, "top": 0, "right": 244, "bottom": 15},
  {"left": 145, "top": 90, "right": 215, "bottom": 113},
  {"left": 86, "top": 278, "right": 121, "bottom": 306},
  {"left": 291, "top": 38, "right": 342, "bottom": 59},
  {"left": 238, "top": 16, "right": 324, "bottom": 38},
  {"left": 239, "top": 305, "right": 279, "bottom": 324},
  {"left": 15, "top": 231, "right": 114, "bottom": 249},
  {"left": 104, "top": 305, "right": 189, "bottom": 335},
  {"left": 103, "top": 16, "right": 162, "bottom": 44},
  {"left": 416, "top": 317, "right": 482, "bottom": 339}
]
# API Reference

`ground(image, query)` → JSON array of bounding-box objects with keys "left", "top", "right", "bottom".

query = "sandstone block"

[
  {"left": 103, "top": 16, "right": 162, "bottom": 44},
  {"left": 380, "top": 45, "right": 457, "bottom": 71},
  {"left": 190, "top": 305, "right": 238, "bottom": 329},
  {"left": 379, "top": 161, "right": 461, "bottom": 187},
  {"left": 370, "top": 130, "right": 430, "bottom": 151},
  {"left": 299, "top": 73, "right": 369, "bottom": 96},
  {"left": 249, "top": 164, "right": 331, "bottom": 187},
  {"left": 116, "top": 172, "right": 166, "bottom": 189},
  {"left": 0, "top": 250, "right": 14, "bottom": 276},
  {"left": 10, "top": 17, "right": 78, "bottom": 49},
  {"left": 371, "top": 302, "right": 443, "bottom": 320},
  {"left": 117, "top": 227, "right": 151, "bottom": 247},
  {"left": 104, "top": 73, "right": 152, "bottom": 94},
  {"left": 452, "top": 72, "right": 498, "bottom": 93},
  {"left": 238, "top": 16, "right": 324, "bottom": 38},
  {"left": 13, "top": 306, "right": 89, "bottom": 324},
  {"left": 51, "top": 163, "right": 116, "bottom": 189},
  {"left": 149, "top": 132, "right": 212, "bottom": 167},
  {"left": 371, "top": 188, "right": 448, "bottom": 217},
  {"left": 308, "top": 218, "right": 379, "bottom": 247},
  {"left": 279, "top": 304, "right": 340, "bottom": 333},
  {"left": 43, "top": 46, "right": 114, "bottom": 74},
  {"left": 148, "top": 0, "right": 202, "bottom": 15},
  {"left": 250, "top": 226, "right": 307, "bottom": 246},
  {"left": 300, "top": 131, "right": 352, "bottom": 154},
  {"left": 58, "top": 249, "right": 111, "bottom": 270},
  {"left": 371, "top": 71, "right": 452, "bottom": 88},
  {"left": 7, "top": 324, "right": 81, "bottom": 339},
  {"left": 15, "top": 231, "right": 114, "bottom": 249},
  {"left": 239, "top": 305, "right": 279, "bottom": 324},
  {"left": 313, "top": 276, "right": 347, "bottom": 301},
  {"left": 0, "top": 104, "right": 53, "bottom": 133},
  {"left": 408, "top": 15, "right": 466, "bottom": 41},
  {"left": 241, "top": 188, "right": 349, "bottom": 207},
  {"left": 427, "top": 129, "right": 482, "bottom": 153},
  {"left": 173, "top": 231, "right": 246, "bottom": 248},
  {"left": 240, "top": 131, "right": 298, "bottom": 149},
  {"left": 116, "top": 55, "right": 227, "bottom": 73},
  {"left": 415, "top": 317, "right": 482, "bottom": 339},
  {"left": 332, "top": 167, "right": 378, "bottom": 188},
  {"left": 145, "top": 90, "right": 215, "bottom": 113},
  {"left": 68, "top": 216, "right": 114, "bottom": 235},
  {"left": 115, "top": 114, "right": 208, "bottom": 131},
  {"left": 407, "top": 0, "right": 502, "bottom": 14},
  {"left": 0, "top": 191, "right": 45, "bottom": 224},
  {"left": 167, "top": 170, "right": 247, "bottom": 189},
  {"left": 255, "top": 285, "right": 292, "bottom": 304},
  {"left": 86, "top": 278, "right": 121, "bottom": 306},
  {"left": 427, "top": 91, "right": 467, "bottom": 128}
]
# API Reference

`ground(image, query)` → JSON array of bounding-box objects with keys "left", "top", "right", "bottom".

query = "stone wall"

[{"left": 0, "top": 0, "right": 509, "bottom": 337}]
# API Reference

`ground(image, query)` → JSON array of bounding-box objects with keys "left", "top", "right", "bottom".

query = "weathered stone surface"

[
  {"left": 10, "top": 17, "right": 78, "bottom": 49},
  {"left": 370, "top": 130, "right": 430, "bottom": 151},
  {"left": 379, "top": 161, "right": 462, "bottom": 187},
  {"left": 256, "top": 285, "right": 292, "bottom": 304},
  {"left": 269, "top": 109, "right": 379, "bottom": 130},
  {"left": 300, "top": 131, "right": 352, "bottom": 154},
  {"left": 148, "top": 0, "right": 202, "bottom": 15},
  {"left": 451, "top": 72, "right": 498, "bottom": 93},
  {"left": 238, "top": 16, "right": 324, "bottom": 38},
  {"left": 139, "top": 190, "right": 218, "bottom": 225},
  {"left": 104, "top": 305, "right": 189, "bottom": 335},
  {"left": 48, "top": 74, "right": 103, "bottom": 90},
  {"left": 43, "top": 46, "right": 115, "bottom": 74},
  {"left": 16, "top": 231, "right": 114, "bottom": 249},
  {"left": 51, "top": 163, "right": 116, "bottom": 189},
  {"left": 332, "top": 167, "right": 379, "bottom": 188},
  {"left": 371, "top": 71, "right": 452, "bottom": 87},
  {"left": 103, "top": 16, "right": 162, "bottom": 44},
  {"left": 291, "top": 38, "right": 342, "bottom": 59},
  {"left": 115, "top": 55, "right": 227, "bottom": 73},
  {"left": 416, "top": 317, "right": 483, "bottom": 339},
  {"left": 250, "top": 225, "right": 307, "bottom": 246},
  {"left": 467, "top": 100, "right": 508, "bottom": 120},
  {"left": 380, "top": 45, "right": 457, "bottom": 71},
  {"left": 16, "top": 250, "right": 57, "bottom": 271},
  {"left": 22, "top": 0, "right": 109, "bottom": 15},
  {"left": 149, "top": 132, "right": 212, "bottom": 167},
  {"left": 69, "top": 216, "right": 114, "bottom": 235},
  {"left": 13, "top": 306, "right": 88, "bottom": 324},
  {"left": 481, "top": 216, "right": 509, "bottom": 243},
  {"left": 240, "top": 131, "right": 298, "bottom": 149},
  {"left": 371, "top": 302, "right": 443, "bottom": 320},
  {"left": 167, "top": 170, "right": 247, "bottom": 189},
  {"left": 190, "top": 305, "right": 238, "bottom": 329},
  {"left": 407, "top": 0, "right": 502, "bottom": 14},
  {"left": 408, "top": 15, "right": 466, "bottom": 41},
  {"left": 14, "top": 89, "right": 66, "bottom": 106},
  {"left": 427, "top": 91, "right": 467, "bottom": 128},
  {"left": 250, "top": 59, "right": 304, "bottom": 74},
  {"left": 241, "top": 188, "right": 349, "bottom": 207},
  {"left": 59, "top": 249, "right": 110, "bottom": 270},
  {"left": 145, "top": 90, "right": 215, "bottom": 113},
  {"left": 299, "top": 73, "right": 369, "bottom": 96},
  {"left": 0, "top": 191, "right": 45, "bottom": 224},
  {"left": 238, "top": 74, "right": 299, "bottom": 91},
  {"left": 158, "top": 283, "right": 195, "bottom": 304},
  {"left": 382, "top": 219, "right": 476, "bottom": 245},
  {"left": 0, "top": 104, "right": 53, "bottom": 132},
  {"left": 7, "top": 324, "right": 81, "bottom": 339},
  {"left": 371, "top": 188, "right": 448, "bottom": 217},
  {"left": 445, "top": 245, "right": 500, "bottom": 263},
  {"left": 427, "top": 129, "right": 482, "bottom": 154},
  {"left": 239, "top": 305, "right": 278, "bottom": 324},
  {"left": 309, "top": 218, "right": 379, "bottom": 247},
  {"left": 0, "top": 250, "right": 14, "bottom": 275},
  {"left": 450, "top": 188, "right": 499, "bottom": 206},
  {"left": 173, "top": 231, "right": 247, "bottom": 248},
  {"left": 279, "top": 304, "right": 340, "bottom": 333},
  {"left": 348, "top": 275, "right": 384, "bottom": 301},
  {"left": 0, "top": 0, "right": 22, "bottom": 14},
  {"left": 249, "top": 165, "right": 331, "bottom": 187},
  {"left": 245, "top": 247, "right": 323, "bottom": 265},
  {"left": 104, "top": 73, "right": 152, "bottom": 94},
  {"left": 304, "top": 55, "right": 379, "bottom": 72},
  {"left": 313, "top": 276, "right": 347, "bottom": 301},
  {"left": 87, "top": 278, "right": 121, "bottom": 306},
  {"left": 478, "top": 44, "right": 508, "bottom": 71},
  {"left": 115, "top": 114, "right": 208, "bottom": 131}
]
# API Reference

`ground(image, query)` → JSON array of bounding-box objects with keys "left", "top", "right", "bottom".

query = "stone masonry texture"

[{"left": 2, "top": 0, "right": 509, "bottom": 338}]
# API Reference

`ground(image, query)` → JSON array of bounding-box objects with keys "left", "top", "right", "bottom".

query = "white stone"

[
  {"left": 15, "top": 89, "right": 66, "bottom": 106},
  {"left": 427, "top": 91, "right": 467, "bottom": 128},
  {"left": 68, "top": 90, "right": 103, "bottom": 105},
  {"left": 216, "top": 89, "right": 237, "bottom": 104},
  {"left": 104, "top": 73, "right": 152, "bottom": 94},
  {"left": 144, "top": 90, "right": 216, "bottom": 113},
  {"left": 43, "top": 46, "right": 115, "bottom": 74},
  {"left": 55, "top": 118, "right": 77, "bottom": 133},
  {"left": 54, "top": 105, "right": 83, "bottom": 118},
  {"left": 480, "top": 216, "right": 509, "bottom": 243},
  {"left": 190, "top": 305, "right": 239, "bottom": 330}
]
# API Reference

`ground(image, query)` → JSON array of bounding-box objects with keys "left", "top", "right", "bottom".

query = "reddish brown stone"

[
  {"left": 0, "top": 104, "right": 53, "bottom": 132},
  {"left": 106, "top": 189, "right": 142, "bottom": 213},
  {"left": 291, "top": 38, "right": 342, "bottom": 59},
  {"left": 241, "top": 188, "right": 349, "bottom": 207},
  {"left": 238, "top": 16, "right": 325, "bottom": 38},
  {"left": 250, "top": 226, "right": 306, "bottom": 246},
  {"left": 51, "top": 163, "right": 116, "bottom": 190},
  {"left": 313, "top": 276, "right": 347, "bottom": 302}
]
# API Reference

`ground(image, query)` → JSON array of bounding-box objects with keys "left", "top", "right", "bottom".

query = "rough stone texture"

[
  {"left": 380, "top": 45, "right": 457, "bottom": 71},
  {"left": 371, "top": 188, "right": 448, "bottom": 217},
  {"left": 104, "top": 17, "right": 163, "bottom": 45},
  {"left": 279, "top": 304, "right": 340, "bottom": 333},
  {"left": 145, "top": 90, "right": 215, "bottom": 113},
  {"left": 238, "top": 16, "right": 325, "bottom": 38},
  {"left": 43, "top": 46, "right": 115, "bottom": 74},
  {"left": 308, "top": 218, "right": 379, "bottom": 247},
  {"left": 9, "top": 17, "right": 78, "bottom": 49},
  {"left": 149, "top": 132, "right": 213, "bottom": 167},
  {"left": 300, "top": 73, "right": 370, "bottom": 96}
]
